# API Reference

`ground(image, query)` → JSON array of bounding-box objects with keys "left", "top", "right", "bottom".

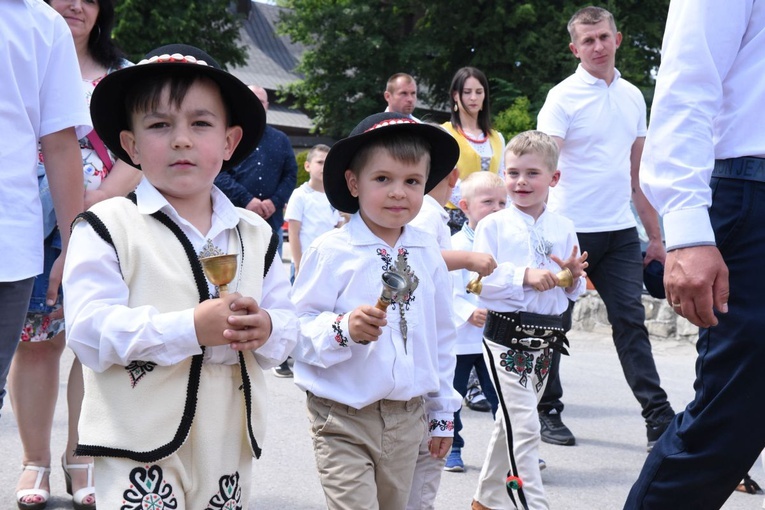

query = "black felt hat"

[
  {"left": 89, "top": 44, "right": 264, "bottom": 170},
  {"left": 643, "top": 252, "right": 666, "bottom": 299},
  {"left": 323, "top": 112, "right": 460, "bottom": 213}
]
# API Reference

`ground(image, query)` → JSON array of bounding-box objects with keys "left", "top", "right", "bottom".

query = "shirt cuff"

[
  {"left": 428, "top": 414, "right": 456, "bottom": 437},
  {"left": 663, "top": 208, "right": 716, "bottom": 250},
  {"left": 158, "top": 309, "right": 203, "bottom": 363}
]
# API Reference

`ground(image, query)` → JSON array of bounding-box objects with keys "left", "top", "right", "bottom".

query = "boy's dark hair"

[
  {"left": 348, "top": 131, "right": 431, "bottom": 176},
  {"left": 447, "top": 66, "right": 493, "bottom": 136},
  {"left": 123, "top": 69, "right": 234, "bottom": 129},
  {"left": 306, "top": 144, "right": 330, "bottom": 163}
]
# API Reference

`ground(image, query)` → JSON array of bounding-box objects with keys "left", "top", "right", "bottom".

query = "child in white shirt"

[
  {"left": 290, "top": 112, "right": 462, "bottom": 510},
  {"left": 472, "top": 131, "right": 588, "bottom": 510},
  {"left": 285, "top": 144, "right": 341, "bottom": 277}
]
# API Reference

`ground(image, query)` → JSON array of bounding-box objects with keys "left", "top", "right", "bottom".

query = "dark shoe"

[
  {"left": 539, "top": 411, "right": 576, "bottom": 446},
  {"left": 465, "top": 383, "right": 491, "bottom": 412},
  {"left": 646, "top": 418, "right": 672, "bottom": 452},
  {"left": 272, "top": 360, "right": 293, "bottom": 378}
]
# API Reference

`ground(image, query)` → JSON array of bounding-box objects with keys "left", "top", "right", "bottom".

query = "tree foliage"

[
  {"left": 278, "top": 0, "right": 669, "bottom": 137},
  {"left": 113, "top": 0, "right": 247, "bottom": 69}
]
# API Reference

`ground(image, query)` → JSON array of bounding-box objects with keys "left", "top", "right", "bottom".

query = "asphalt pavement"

[{"left": 2, "top": 325, "right": 763, "bottom": 509}]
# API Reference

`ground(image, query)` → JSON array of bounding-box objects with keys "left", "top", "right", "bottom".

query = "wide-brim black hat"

[
  {"left": 90, "top": 44, "right": 265, "bottom": 170},
  {"left": 642, "top": 252, "right": 666, "bottom": 299},
  {"left": 323, "top": 112, "right": 460, "bottom": 213}
]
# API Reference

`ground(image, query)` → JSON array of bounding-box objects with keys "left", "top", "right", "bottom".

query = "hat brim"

[
  {"left": 90, "top": 62, "right": 264, "bottom": 171},
  {"left": 323, "top": 120, "right": 460, "bottom": 213}
]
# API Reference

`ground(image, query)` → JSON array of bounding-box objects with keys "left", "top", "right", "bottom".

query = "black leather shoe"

[
  {"left": 646, "top": 417, "right": 673, "bottom": 452},
  {"left": 539, "top": 411, "right": 576, "bottom": 446}
]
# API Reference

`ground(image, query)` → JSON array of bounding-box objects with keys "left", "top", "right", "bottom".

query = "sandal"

[
  {"left": 736, "top": 473, "right": 763, "bottom": 495},
  {"left": 16, "top": 465, "right": 50, "bottom": 510},
  {"left": 62, "top": 456, "right": 96, "bottom": 510}
]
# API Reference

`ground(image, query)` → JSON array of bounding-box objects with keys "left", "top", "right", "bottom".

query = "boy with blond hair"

[
  {"left": 471, "top": 131, "right": 588, "bottom": 510},
  {"left": 444, "top": 171, "right": 507, "bottom": 474},
  {"left": 290, "top": 112, "right": 462, "bottom": 510}
]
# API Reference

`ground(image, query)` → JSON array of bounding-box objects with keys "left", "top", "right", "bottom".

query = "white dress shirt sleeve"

[
  {"left": 64, "top": 221, "right": 203, "bottom": 372},
  {"left": 473, "top": 220, "right": 526, "bottom": 304},
  {"left": 639, "top": 0, "right": 754, "bottom": 249}
]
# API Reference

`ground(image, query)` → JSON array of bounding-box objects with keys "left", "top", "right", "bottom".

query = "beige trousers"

[
  {"left": 93, "top": 364, "right": 253, "bottom": 509},
  {"left": 307, "top": 391, "right": 426, "bottom": 510}
]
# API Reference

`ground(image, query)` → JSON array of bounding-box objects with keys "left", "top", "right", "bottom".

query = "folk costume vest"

[
  {"left": 441, "top": 122, "right": 504, "bottom": 209},
  {"left": 73, "top": 195, "right": 277, "bottom": 462}
]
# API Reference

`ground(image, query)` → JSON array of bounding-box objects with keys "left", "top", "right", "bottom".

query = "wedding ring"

[{"left": 672, "top": 302, "right": 681, "bottom": 308}]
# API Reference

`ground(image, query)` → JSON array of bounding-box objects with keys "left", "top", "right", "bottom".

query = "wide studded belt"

[{"left": 483, "top": 310, "right": 570, "bottom": 355}]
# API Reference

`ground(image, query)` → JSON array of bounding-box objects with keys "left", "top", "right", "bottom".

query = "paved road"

[{"left": 2, "top": 330, "right": 763, "bottom": 509}]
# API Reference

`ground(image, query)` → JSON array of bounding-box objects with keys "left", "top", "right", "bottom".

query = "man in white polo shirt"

[{"left": 536, "top": 6, "right": 675, "bottom": 451}]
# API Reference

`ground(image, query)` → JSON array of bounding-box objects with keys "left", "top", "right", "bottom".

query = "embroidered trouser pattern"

[
  {"left": 474, "top": 340, "right": 552, "bottom": 510},
  {"left": 94, "top": 364, "right": 253, "bottom": 509}
]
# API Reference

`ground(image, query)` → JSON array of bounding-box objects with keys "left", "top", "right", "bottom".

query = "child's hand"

[
  {"left": 524, "top": 268, "right": 558, "bottom": 292},
  {"left": 467, "top": 253, "right": 497, "bottom": 277},
  {"left": 225, "top": 295, "right": 273, "bottom": 352},
  {"left": 348, "top": 305, "right": 387, "bottom": 344},
  {"left": 468, "top": 308, "right": 487, "bottom": 328},
  {"left": 428, "top": 436, "right": 453, "bottom": 459},
  {"left": 194, "top": 293, "right": 248, "bottom": 347},
  {"left": 551, "top": 246, "right": 589, "bottom": 289}
]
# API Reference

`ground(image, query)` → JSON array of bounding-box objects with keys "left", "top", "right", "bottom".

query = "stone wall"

[{"left": 572, "top": 290, "right": 699, "bottom": 344}]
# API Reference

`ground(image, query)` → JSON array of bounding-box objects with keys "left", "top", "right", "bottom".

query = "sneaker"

[
  {"left": 272, "top": 360, "right": 293, "bottom": 378},
  {"left": 539, "top": 410, "right": 576, "bottom": 446},
  {"left": 465, "top": 384, "right": 491, "bottom": 413},
  {"left": 538, "top": 458, "right": 546, "bottom": 471},
  {"left": 444, "top": 449, "right": 464, "bottom": 472},
  {"left": 646, "top": 418, "right": 672, "bottom": 452}
]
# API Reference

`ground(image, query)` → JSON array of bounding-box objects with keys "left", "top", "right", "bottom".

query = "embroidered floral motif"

[
  {"left": 126, "top": 360, "right": 157, "bottom": 388},
  {"left": 429, "top": 419, "right": 455, "bottom": 432},
  {"left": 121, "top": 465, "right": 177, "bottom": 510},
  {"left": 332, "top": 314, "right": 348, "bottom": 347},
  {"left": 377, "top": 248, "right": 392, "bottom": 271},
  {"left": 499, "top": 349, "right": 534, "bottom": 388},
  {"left": 534, "top": 349, "right": 552, "bottom": 392},
  {"left": 377, "top": 248, "right": 418, "bottom": 311},
  {"left": 204, "top": 472, "right": 242, "bottom": 510}
]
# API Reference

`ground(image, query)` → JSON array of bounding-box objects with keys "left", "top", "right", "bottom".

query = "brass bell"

[
  {"left": 199, "top": 253, "right": 238, "bottom": 296},
  {"left": 466, "top": 275, "right": 483, "bottom": 295},
  {"left": 556, "top": 268, "right": 573, "bottom": 288}
]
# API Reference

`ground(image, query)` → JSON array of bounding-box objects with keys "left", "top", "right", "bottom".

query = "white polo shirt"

[
  {"left": 537, "top": 64, "right": 647, "bottom": 233},
  {"left": 1, "top": 0, "right": 91, "bottom": 281}
]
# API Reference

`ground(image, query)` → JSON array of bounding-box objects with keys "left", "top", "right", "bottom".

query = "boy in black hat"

[
  {"left": 290, "top": 112, "right": 463, "bottom": 509},
  {"left": 62, "top": 44, "right": 298, "bottom": 508}
]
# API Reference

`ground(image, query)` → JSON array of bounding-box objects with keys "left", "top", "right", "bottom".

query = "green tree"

[
  {"left": 278, "top": 0, "right": 669, "bottom": 136},
  {"left": 113, "top": 0, "right": 246, "bottom": 68}
]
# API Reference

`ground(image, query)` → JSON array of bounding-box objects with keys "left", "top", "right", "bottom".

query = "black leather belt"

[
  {"left": 712, "top": 157, "right": 765, "bottom": 183},
  {"left": 483, "top": 310, "right": 570, "bottom": 355}
]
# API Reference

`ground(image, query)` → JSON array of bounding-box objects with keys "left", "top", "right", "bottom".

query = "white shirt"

[
  {"left": 290, "top": 213, "right": 461, "bottom": 434},
  {"left": 474, "top": 205, "right": 585, "bottom": 315},
  {"left": 1, "top": 0, "right": 91, "bottom": 281},
  {"left": 408, "top": 195, "right": 452, "bottom": 250},
  {"left": 64, "top": 180, "right": 298, "bottom": 372},
  {"left": 537, "top": 64, "right": 647, "bottom": 233},
  {"left": 451, "top": 225, "right": 484, "bottom": 355},
  {"left": 284, "top": 183, "right": 340, "bottom": 253},
  {"left": 640, "top": 0, "right": 765, "bottom": 250}
]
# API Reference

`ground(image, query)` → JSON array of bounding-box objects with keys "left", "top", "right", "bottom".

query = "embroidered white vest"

[{"left": 74, "top": 196, "right": 274, "bottom": 462}]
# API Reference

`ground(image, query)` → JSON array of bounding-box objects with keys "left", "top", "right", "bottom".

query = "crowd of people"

[{"left": 2, "top": 0, "right": 763, "bottom": 509}]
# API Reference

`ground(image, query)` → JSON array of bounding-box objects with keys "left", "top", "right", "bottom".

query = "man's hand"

[
  {"left": 46, "top": 254, "right": 65, "bottom": 320},
  {"left": 643, "top": 238, "right": 667, "bottom": 266},
  {"left": 260, "top": 199, "right": 276, "bottom": 219},
  {"left": 246, "top": 197, "right": 265, "bottom": 216},
  {"left": 665, "top": 246, "right": 729, "bottom": 328}
]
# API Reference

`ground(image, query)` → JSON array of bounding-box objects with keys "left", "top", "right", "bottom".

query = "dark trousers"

[
  {"left": 453, "top": 353, "right": 498, "bottom": 449},
  {"left": 538, "top": 228, "right": 673, "bottom": 425},
  {"left": 0, "top": 277, "right": 35, "bottom": 416},
  {"left": 626, "top": 176, "right": 765, "bottom": 509}
]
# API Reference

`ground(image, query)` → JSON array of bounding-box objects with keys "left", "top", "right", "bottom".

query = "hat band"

[
  {"left": 365, "top": 118, "right": 418, "bottom": 132},
  {"left": 138, "top": 53, "right": 209, "bottom": 67}
]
